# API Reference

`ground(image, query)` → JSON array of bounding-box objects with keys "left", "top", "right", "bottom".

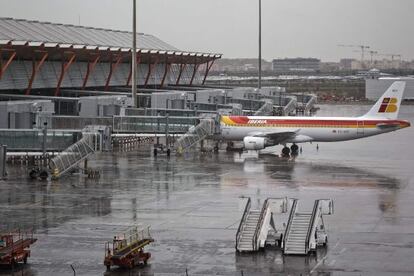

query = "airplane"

[{"left": 219, "top": 81, "right": 411, "bottom": 155}]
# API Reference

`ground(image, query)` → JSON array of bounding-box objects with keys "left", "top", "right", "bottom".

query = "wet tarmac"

[{"left": 0, "top": 104, "right": 413, "bottom": 276}]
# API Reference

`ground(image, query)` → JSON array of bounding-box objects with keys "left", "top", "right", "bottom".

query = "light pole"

[
  {"left": 258, "top": 0, "right": 262, "bottom": 89},
  {"left": 132, "top": 0, "right": 137, "bottom": 107}
]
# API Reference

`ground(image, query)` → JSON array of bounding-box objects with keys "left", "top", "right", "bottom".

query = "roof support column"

[
  {"left": 160, "top": 54, "right": 171, "bottom": 88},
  {"left": 144, "top": 56, "right": 159, "bottom": 86},
  {"left": 202, "top": 59, "right": 215, "bottom": 85},
  {"left": 55, "top": 51, "right": 76, "bottom": 96},
  {"left": 105, "top": 53, "right": 123, "bottom": 91},
  {"left": 189, "top": 62, "right": 200, "bottom": 86},
  {"left": 82, "top": 54, "right": 100, "bottom": 89},
  {"left": 176, "top": 63, "right": 186, "bottom": 86},
  {"left": 0, "top": 48, "right": 16, "bottom": 80},
  {"left": 127, "top": 52, "right": 141, "bottom": 86},
  {"left": 26, "top": 50, "right": 48, "bottom": 95}
]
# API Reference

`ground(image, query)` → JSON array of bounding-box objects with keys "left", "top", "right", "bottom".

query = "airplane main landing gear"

[
  {"left": 281, "top": 146, "right": 290, "bottom": 157},
  {"left": 290, "top": 144, "right": 299, "bottom": 156}
]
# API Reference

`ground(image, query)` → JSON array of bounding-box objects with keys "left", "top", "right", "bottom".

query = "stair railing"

[
  {"left": 305, "top": 200, "right": 320, "bottom": 254},
  {"left": 235, "top": 197, "right": 251, "bottom": 250},
  {"left": 252, "top": 198, "right": 270, "bottom": 251},
  {"left": 283, "top": 199, "right": 298, "bottom": 252}
]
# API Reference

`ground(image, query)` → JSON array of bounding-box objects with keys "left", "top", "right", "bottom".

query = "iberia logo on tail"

[{"left": 378, "top": 97, "right": 398, "bottom": 113}]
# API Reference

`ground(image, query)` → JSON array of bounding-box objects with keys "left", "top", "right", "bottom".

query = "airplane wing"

[{"left": 248, "top": 130, "right": 299, "bottom": 144}]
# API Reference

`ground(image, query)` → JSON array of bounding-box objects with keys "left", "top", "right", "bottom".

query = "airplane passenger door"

[{"left": 357, "top": 120, "right": 364, "bottom": 135}]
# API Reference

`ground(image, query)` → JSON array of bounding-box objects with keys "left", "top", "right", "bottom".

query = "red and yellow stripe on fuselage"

[{"left": 220, "top": 116, "right": 410, "bottom": 142}]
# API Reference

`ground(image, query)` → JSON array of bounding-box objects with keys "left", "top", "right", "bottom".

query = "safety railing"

[
  {"left": 305, "top": 200, "right": 321, "bottom": 254},
  {"left": 283, "top": 199, "right": 298, "bottom": 251},
  {"left": 252, "top": 198, "right": 270, "bottom": 250},
  {"left": 235, "top": 197, "right": 251, "bottom": 250},
  {"left": 49, "top": 133, "right": 98, "bottom": 179},
  {"left": 105, "top": 226, "right": 152, "bottom": 258},
  {"left": 253, "top": 100, "right": 273, "bottom": 116},
  {"left": 175, "top": 118, "right": 215, "bottom": 151}
]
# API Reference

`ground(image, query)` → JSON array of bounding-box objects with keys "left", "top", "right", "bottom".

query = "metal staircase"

[
  {"left": 283, "top": 199, "right": 334, "bottom": 255},
  {"left": 236, "top": 198, "right": 288, "bottom": 252},
  {"left": 237, "top": 209, "right": 261, "bottom": 251},
  {"left": 49, "top": 126, "right": 107, "bottom": 179},
  {"left": 176, "top": 118, "right": 215, "bottom": 152},
  {"left": 284, "top": 212, "right": 312, "bottom": 254},
  {"left": 254, "top": 100, "right": 273, "bottom": 116}
]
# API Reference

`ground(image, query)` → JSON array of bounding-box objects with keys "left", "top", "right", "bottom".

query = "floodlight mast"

[
  {"left": 132, "top": 0, "right": 137, "bottom": 107},
  {"left": 258, "top": 0, "right": 262, "bottom": 89}
]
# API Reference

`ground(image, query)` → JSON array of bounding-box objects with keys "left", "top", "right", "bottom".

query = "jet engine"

[{"left": 243, "top": 136, "right": 268, "bottom": 150}]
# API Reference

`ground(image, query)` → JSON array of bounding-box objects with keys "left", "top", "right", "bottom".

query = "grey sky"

[{"left": 1, "top": 0, "right": 413, "bottom": 61}]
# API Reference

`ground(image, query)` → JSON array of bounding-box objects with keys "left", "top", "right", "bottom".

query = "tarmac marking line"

[{"left": 310, "top": 255, "right": 328, "bottom": 274}]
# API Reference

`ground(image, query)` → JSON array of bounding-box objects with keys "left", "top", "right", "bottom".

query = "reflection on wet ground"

[{"left": 0, "top": 105, "right": 414, "bottom": 275}]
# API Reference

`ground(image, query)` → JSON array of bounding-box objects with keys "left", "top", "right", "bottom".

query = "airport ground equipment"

[
  {"left": 236, "top": 197, "right": 288, "bottom": 252},
  {"left": 283, "top": 199, "right": 334, "bottom": 255},
  {"left": 176, "top": 118, "right": 216, "bottom": 152},
  {"left": 254, "top": 99, "right": 273, "bottom": 116},
  {"left": 104, "top": 226, "right": 154, "bottom": 271},
  {"left": 49, "top": 125, "right": 110, "bottom": 179},
  {"left": 0, "top": 229, "right": 37, "bottom": 266}
]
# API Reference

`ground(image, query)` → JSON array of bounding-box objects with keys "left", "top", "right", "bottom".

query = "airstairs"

[
  {"left": 49, "top": 127, "right": 104, "bottom": 179},
  {"left": 175, "top": 118, "right": 216, "bottom": 151},
  {"left": 254, "top": 100, "right": 273, "bottom": 116},
  {"left": 283, "top": 199, "right": 334, "bottom": 255},
  {"left": 236, "top": 197, "right": 288, "bottom": 252}
]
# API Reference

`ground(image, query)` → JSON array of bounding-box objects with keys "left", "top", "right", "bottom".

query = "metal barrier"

[{"left": 0, "top": 129, "right": 82, "bottom": 151}]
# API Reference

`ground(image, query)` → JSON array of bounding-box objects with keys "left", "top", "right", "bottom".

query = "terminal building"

[
  {"left": 0, "top": 17, "right": 220, "bottom": 93},
  {"left": 272, "top": 58, "right": 321, "bottom": 73}
]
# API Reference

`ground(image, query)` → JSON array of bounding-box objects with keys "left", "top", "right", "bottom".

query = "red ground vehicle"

[
  {"left": 0, "top": 229, "right": 37, "bottom": 266},
  {"left": 104, "top": 226, "right": 154, "bottom": 271}
]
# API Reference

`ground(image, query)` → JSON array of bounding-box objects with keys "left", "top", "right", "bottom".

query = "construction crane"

[{"left": 338, "top": 44, "right": 370, "bottom": 63}]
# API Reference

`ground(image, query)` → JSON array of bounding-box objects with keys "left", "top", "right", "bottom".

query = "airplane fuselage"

[{"left": 220, "top": 116, "right": 410, "bottom": 143}]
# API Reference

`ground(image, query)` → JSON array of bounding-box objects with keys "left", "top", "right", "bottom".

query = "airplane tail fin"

[{"left": 362, "top": 81, "right": 405, "bottom": 120}]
